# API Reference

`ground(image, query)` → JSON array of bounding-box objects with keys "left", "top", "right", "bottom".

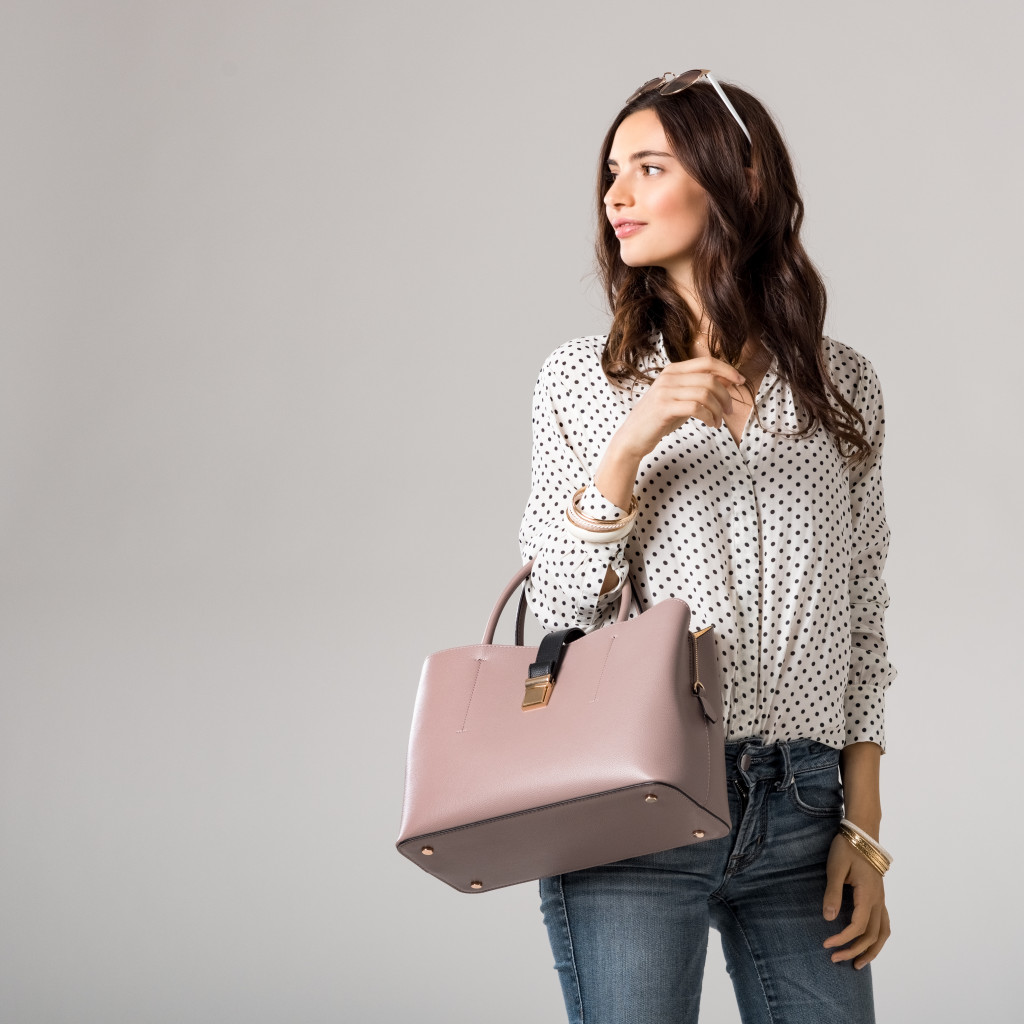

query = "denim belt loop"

[
  {"left": 776, "top": 740, "right": 795, "bottom": 791},
  {"left": 736, "top": 737, "right": 761, "bottom": 776}
]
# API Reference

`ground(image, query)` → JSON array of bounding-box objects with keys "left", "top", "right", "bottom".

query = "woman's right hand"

[{"left": 614, "top": 355, "right": 748, "bottom": 460}]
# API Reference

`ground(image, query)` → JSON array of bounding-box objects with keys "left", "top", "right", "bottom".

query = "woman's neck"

[
  {"left": 670, "top": 271, "right": 769, "bottom": 375},
  {"left": 689, "top": 327, "right": 770, "bottom": 376}
]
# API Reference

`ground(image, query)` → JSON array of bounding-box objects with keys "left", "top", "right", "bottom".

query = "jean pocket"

[{"left": 787, "top": 763, "right": 844, "bottom": 817}]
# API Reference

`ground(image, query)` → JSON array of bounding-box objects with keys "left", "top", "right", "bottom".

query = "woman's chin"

[{"left": 617, "top": 249, "right": 654, "bottom": 269}]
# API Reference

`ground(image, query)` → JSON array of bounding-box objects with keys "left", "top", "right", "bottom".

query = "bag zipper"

[{"left": 689, "top": 626, "right": 716, "bottom": 722}]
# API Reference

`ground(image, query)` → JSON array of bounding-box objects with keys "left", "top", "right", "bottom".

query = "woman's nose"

[{"left": 604, "top": 175, "right": 631, "bottom": 209}]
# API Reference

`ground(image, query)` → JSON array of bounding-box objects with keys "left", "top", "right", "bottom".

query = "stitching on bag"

[
  {"left": 588, "top": 634, "right": 616, "bottom": 703},
  {"left": 457, "top": 658, "right": 485, "bottom": 733},
  {"left": 703, "top": 718, "right": 711, "bottom": 806}
]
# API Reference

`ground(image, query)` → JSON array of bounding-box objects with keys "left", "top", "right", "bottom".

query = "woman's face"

[{"left": 604, "top": 108, "right": 708, "bottom": 281}]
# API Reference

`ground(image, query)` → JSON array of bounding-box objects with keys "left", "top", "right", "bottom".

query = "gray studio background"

[{"left": 2, "top": 2, "right": 1020, "bottom": 1021}]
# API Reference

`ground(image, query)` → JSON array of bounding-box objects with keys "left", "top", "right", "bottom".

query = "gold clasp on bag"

[{"left": 522, "top": 673, "right": 555, "bottom": 710}]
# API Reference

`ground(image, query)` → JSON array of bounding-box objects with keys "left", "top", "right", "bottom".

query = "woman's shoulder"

[
  {"left": 540, "top": 334, "right": 609, "bottom": 370},
  {"left": 535, "top": 334, "right": 610, "bottom": 390},
  {"left": 822, "top": 335, "right": 885, "bottom": 409}
]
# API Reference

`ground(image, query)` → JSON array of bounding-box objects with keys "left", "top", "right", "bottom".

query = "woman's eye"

[{"left": 604, "top": 165, "right": 662, "bottom": 184}]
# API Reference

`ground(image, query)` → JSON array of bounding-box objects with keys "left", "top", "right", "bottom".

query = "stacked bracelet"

[
  {"left": 838, "top": 819, "right": 892, "bottom": 876},
  {"left": 565, "top": 485, "right": 639, "bottom": 544},
  {"left": 840, "top": 818, "right": 893, "bottom": 863}
]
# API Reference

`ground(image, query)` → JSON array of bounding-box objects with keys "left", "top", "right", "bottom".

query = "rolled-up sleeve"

[
  {"left": 844, "top": 358, "right": 898, "bottom": 752},
  {"left": 518, "top": 358, "right": 632, "bottom": 632}
]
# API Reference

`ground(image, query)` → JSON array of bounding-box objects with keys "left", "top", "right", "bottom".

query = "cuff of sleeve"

[
  {"left": 575, "top": 482, "right": 630, "bottom": 521},
  {"left": 844, "top": 683, "right": 890, "bottom": 754},
  {"left": 845, "top": 729, "right": 886, "bottom": 755},
  {"left": 844, "top": 626, "right": 896, "bottom": 754}
]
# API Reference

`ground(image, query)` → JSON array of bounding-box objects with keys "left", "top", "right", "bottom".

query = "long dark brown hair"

[{"left": 596, "top": 77, "right": 872, "bottom": 464}]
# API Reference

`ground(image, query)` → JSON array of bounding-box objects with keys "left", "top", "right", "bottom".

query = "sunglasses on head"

[{"left": 626, "top": 70, "right": 752, "bottom": 147}]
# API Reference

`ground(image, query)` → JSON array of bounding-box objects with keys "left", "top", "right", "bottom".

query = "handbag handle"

[{"left": 482, "top": 558, "right": 639, "bottom": 646}]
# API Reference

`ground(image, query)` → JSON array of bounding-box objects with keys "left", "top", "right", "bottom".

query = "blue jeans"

[{"left": 539, "top": 738, "right": 875, "bottom": 1024}]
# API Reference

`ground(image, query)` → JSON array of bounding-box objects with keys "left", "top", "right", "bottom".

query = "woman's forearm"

[
  {"left": 594, "top": 437, "right": 643, "bottom": 511},
  {"left": 594, "top": 439, "right": 643, "bottom": 596},
  {"left": 839, "top": 741, "right": 883, "bottom": 839}
]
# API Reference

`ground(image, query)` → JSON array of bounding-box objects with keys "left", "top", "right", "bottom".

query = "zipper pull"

[
  {"left": 689, "top": 629, "right": 718, "bottom": 723},
  {"left": 692, "top": 681, "right": 718, "bottom": 723}
]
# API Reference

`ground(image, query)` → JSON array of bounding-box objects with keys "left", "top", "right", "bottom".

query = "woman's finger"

[
  {"left": 829, "top": 905, "right": 881, "bottom": 964},
  {"left": 665, "top": 387, "right": 732, "bottom": 422},
  {"left": 667, "top": 353, "right": 746, "bottom": 387},
  {"left": 667, "top": 398, "right": 720, "bottom": 429},
  {"left": 659, "top": 367, "right": 741, "bottom": 412},
  {"left": 823, "top": 900, "right": 874, "bottom": 950},
  {"left": 853, "top": 908, "right": 892, "bottom": 970},
  {"left": 822, "top": 839, "right": 852, "bottom": 921},
  {"left": 693, "top": 373, "right": 737, "bottom": 413}
]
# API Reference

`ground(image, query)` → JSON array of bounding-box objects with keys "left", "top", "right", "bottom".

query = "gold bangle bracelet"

[
  {"left": 840, "top": 831, "right": 888, "bottom": 875},
  {"left": 568, "top": 485, "right": 639, "bottom": 530},
  {"left": 840, "top": 818, "right": 893, "bottom": 863},
  {"left": 840, "top": 827, "right": 890, "bottom": 871},
  {"left": 839, "top": 828, "right": 889, "bottom": 875},
  {"left": 565, "top": 510, "right": 636, "bottom": 534},
  {"left": 838, "top": 822, "right": 892, "bottom": 868}
]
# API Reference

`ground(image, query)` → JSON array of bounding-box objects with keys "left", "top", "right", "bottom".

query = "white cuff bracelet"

[{"left": 564, "top": 518, "right": 635, "bottom": 544}]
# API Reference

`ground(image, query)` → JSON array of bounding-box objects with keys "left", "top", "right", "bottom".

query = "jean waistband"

[{"left": 723, "top": 737, "right": 841, "bottom": 782}]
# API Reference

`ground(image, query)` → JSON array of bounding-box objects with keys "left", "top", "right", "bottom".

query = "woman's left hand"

[{"left": 821, "top": 834, "right": 891, "bottom": 969}]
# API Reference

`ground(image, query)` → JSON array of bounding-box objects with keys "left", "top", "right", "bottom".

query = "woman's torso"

[{"left": 534, "top": 332, "right": 876, "bottom": 749}]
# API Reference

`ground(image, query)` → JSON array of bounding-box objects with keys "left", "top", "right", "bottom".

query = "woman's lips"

[{"left": 615, "top": 222, "right": 646, "bottom": 238}]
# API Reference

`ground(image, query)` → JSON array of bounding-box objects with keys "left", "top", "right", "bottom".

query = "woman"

[{"left": 517, "top": 71, "right": 896, "bottom": 1024}]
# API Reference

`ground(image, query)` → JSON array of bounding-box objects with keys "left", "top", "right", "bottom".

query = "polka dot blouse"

[{"left": 518, "top": 333, "right": 897, "bottom": 753}]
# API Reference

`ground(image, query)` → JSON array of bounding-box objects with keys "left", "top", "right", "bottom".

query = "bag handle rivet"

[
  {"left": 420, "top": 846, "right": 434, "bottom": 856},
  {"left": 644, "top": 794, "right": 658, "bottom": 803},
  {"left": 692, "top": 829, "right": 705, "bottom": 838},
  {"left": 470, "top": 881, "right": 483, "bottom": 890}
]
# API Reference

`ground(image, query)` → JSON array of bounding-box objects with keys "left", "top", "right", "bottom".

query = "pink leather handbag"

[{"left": 395, "top": 559, "right": 730, "bottom": 893}]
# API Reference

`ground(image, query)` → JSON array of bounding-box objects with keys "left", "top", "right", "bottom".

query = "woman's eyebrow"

[{"left": 606, "top": 149, "right": 676, "bottom": 167}]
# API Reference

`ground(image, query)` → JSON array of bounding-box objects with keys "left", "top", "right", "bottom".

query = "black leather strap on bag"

[{"left": 527, "top": 628, "right": 586, "bottom": 681}]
